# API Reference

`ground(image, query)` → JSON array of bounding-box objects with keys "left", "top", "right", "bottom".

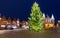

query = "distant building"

[
  {"left": 22, "top": 21, "right": 29, "bottom": 29},
  {"left": 51, "top": 14, "right": 55, "bottom": 24},
  {"left": 12, "top": 18, "right": 17, "bottom": 25},
  {"left": 0, "top": 15, "right": 29, "bottom": 30},
  {"left": 17, "top": 18, "right": 20, "bottom": 27},
  {"left": 7, "top": 17, "right": 12, "bottom": 24},
  {"left": 0, "top": 16, "right": 7, "bottom": 29},
  {"left": 55, "top": 20, "right": 60, "bottom": 31},
  {"left": 43, "top": 14, "right": 55, "bottom": 30}
]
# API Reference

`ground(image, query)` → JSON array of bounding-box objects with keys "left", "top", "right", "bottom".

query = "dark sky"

[{"left": 0, "top": 0, "right": 60, "bottom": 21}]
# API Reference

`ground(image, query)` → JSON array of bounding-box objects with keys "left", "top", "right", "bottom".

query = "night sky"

[{"left": 0, "top": 0, "right": 60, "bottom": 22}]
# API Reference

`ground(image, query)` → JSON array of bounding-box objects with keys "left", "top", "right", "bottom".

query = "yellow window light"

[
  {"left": 45, "top": 24, "right": 49, "bottom": 29},
  {"left": 49, "top": 24, "right": 54, "bottom": 28}
]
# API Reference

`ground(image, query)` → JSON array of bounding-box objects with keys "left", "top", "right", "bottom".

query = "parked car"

[
  {"left": 22, "top": 25, "right": 29, "bottom": 30},
  {"left": 7, "top": 24, "right": 12, "bottom": 30},
  {"left": 7, "top": 24, "right": 18, "bottom": 30},
  {"left": 11, "top": 25, "right": 18, "bottom": 29}
]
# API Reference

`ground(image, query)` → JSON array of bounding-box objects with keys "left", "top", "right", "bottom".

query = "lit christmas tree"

[{"left": 28, "top": 2, "right": 44, "bottom": 32}]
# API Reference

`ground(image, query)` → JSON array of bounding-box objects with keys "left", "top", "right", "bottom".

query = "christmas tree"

[{"left": 28, "top": 2, "right": 44, "bottom": 32}]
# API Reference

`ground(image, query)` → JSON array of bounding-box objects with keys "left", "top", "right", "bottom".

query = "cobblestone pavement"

[{"left": 0, "top": 30, "right": 60, "bottom": 38}]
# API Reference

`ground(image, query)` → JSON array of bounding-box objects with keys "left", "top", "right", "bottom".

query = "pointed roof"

[
  {"left": 51, "top": 14, "right": 55, "bottom": 20},
  {"left": 43, "top": 13, "right": 45, "bottom": 19},
  {"left": 17, "top": 18, "right": 19, "bottom": 21},
  {"left": 8, "top": 17, "right": 11, "bottom": 20}
]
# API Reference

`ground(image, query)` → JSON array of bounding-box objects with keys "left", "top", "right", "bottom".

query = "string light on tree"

[{"left": 28, "top": 2, "right": 44, "bottom": 32}]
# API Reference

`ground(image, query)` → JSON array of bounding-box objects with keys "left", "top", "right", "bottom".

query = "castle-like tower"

[{"left": 43, "top": 13, "right": 55, "bottom": 29}]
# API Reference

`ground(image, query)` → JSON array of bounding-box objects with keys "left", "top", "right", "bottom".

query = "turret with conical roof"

[
  {"left": 51, "top": 14, "right": 55, "bottom": 20},
  {"left": 51, "top": 14, "right": 55, "bottom": 24}
]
